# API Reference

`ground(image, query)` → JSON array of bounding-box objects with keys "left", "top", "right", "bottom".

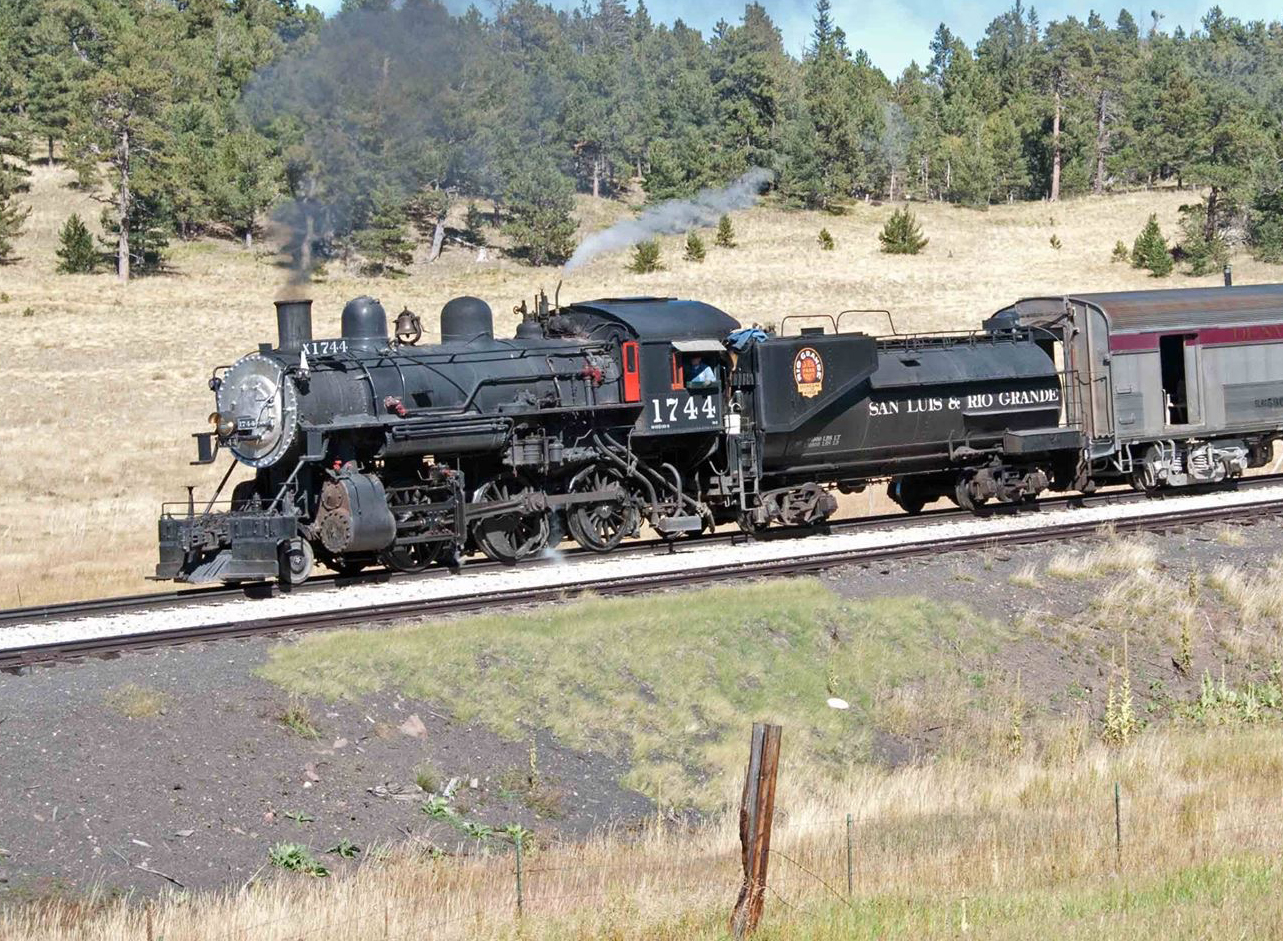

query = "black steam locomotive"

[{"left": 158, "top": 283, "right": 1283, "bottom": 584}]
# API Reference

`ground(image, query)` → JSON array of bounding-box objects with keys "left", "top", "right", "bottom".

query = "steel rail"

[
  {"left": 2, "top": 491, "right": 1278, "bottom": 671},
  {"left": 3, "top": 473, "right": 1281, "bottom": 628}
]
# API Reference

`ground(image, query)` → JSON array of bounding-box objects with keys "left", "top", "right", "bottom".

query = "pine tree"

[
  {"left": 1249, "top": 189, "right": 1283, "bottom": 263},
  {"left": 64, "top": 0, "right": 177, "bottom": 282},
  {"left": 1130, "top": 213, "right": 1172, "bottom": 276},
  {"left": 502, "top": 162, "right": 577, "bottom": 267},
  {"left": 1111, "top": 239, "right": 1130, "bottom": 263},
  {"left": 715, "top": 214, "right": 736, "bottom": 247},
  {"left": 817, "top": 227, "right": 835, "bottom": 250},
  {"left": 463, "top": 203, "right": 487, "bottom": 246},
  {"left": 0, "top": 175, "right": 29, "bottom": 264},
  {"left": 55, "top": 213, "right": 97, "bottom": 273},
  {"left": 683, "top": 231, "right": 706, "bottom": 262},
  {"left": 353, "top": 189, "right": 414, "bottom": 276},
  {"left": 211, "top": 130, "right": 280, "bottom": 250},
  {"left": 1177, "top": 202, "right": 1227, "bottom": 276},
  {"left": 628, "top": 238, "right": 663, "bottom": 272},
  {"left": 879, "top": 207, "right": 928, "bottom": 254}
]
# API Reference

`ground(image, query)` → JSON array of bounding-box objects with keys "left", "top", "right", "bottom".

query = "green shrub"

[
  {"left": 56, "top": 214, "right": 98, "bottom": 273},
  {"left": 714, "top": 214, "right": 736, "bottom": 248},
  {"left": 1111, "top": 240, "right": 1129, "bottom": 263},
  {"left": 628, "top": 238, "right": 663, "bottom": 273},
  {"left": 683, "top": 230, "right": 706, "bottom": 262},
  {"left": 817, "top": 228, "right": 835, "bottom": 250},
  {"left": 878, "top": 208, "right": 928, "bottom": 255},
  {"left": 1130, "top": 214, "right": 1173, "bottom": 277}
]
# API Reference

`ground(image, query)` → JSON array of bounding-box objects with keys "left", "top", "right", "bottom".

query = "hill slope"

[{"left": 2, "top": 164, "right": 1281, "bottom": 602}]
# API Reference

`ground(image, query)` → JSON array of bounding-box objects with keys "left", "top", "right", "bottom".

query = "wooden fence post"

[{"left": 730, "top": 722, "right": 782, "bottom": 939}]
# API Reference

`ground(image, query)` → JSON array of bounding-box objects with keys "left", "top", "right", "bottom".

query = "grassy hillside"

[
  {"left": 260, "top": 580, "right": 1005, "bottom": 808},
  {"left": 2, "top": 164, "right": 1282, "bottom": 603}
]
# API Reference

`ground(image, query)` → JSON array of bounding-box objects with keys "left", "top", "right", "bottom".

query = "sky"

[{"left": 310, "top": 0, "right": 1280, "bottom": 76}]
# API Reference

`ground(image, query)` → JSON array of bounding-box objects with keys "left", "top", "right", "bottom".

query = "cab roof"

[{"left": 566, "top": 297, "right": 741, "bottom": 340}]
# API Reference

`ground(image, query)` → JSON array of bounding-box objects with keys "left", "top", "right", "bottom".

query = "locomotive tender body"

[{"left": 157, "top": 282, "right": 1283, "bottom": 585}]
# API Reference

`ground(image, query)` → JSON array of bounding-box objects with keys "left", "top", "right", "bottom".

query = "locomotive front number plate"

[{"left": 646, "top": 392, "right": 720, "bottom": 432}]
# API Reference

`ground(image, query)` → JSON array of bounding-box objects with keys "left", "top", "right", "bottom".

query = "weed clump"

[
  {"left": 278, "top": 701, "right": 320, "bottom": 739},
  {"left": 268, "top": 843, "right": 329, "bottom": 877},
  {"left": 105, "top": 684, "right": 168, "bottom": 719}
]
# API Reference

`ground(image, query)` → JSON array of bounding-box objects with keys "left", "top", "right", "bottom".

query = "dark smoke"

[{"left": 245, "top": 0, "right": 468, "bottom": 283}]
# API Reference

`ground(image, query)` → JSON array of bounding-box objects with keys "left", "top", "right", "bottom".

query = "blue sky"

[{"left": 310, "top": 0, "right": 1279, "bottom": 75}]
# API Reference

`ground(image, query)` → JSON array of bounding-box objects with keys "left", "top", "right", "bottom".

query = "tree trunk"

[
  {"left": 888, "top": 170, "right": 896, "bottom": 202},
  {"left": 1093, "top": 91, "right": 1107, "bottom": 195},
  {"left": 1050, "top": 89, "right": 1062, "bottom": 203},
  {"left": 117, "top": 128, "right": 130, "bottom": 284},
  {"left": 429, "top": 217, "right": 445, "bottom": 262},
  {"left": 591, "top": 156, "right": 600, "bottom": 199},
  {"left": 244, "top": 227, "right": 253, "bottom": 250},
  {"left": 47, "top": 136, "right": 54, "bottom": 165},
  {"left": 300, "top": 210, "right": 314, "bottom": 276},
  {"left": 1205, "top": 187, "right": 1220, "bottom": 242}
]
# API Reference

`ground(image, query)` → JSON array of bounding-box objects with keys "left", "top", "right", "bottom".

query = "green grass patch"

[{"left": 259, "top": 580, "right": 1003, "bottom": 807}]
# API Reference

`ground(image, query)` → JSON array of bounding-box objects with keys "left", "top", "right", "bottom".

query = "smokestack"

[
  {"left": 275, "top": 299, "right": 313, "bottom": 352},
  {"left": 1223, "top": 264, "right": 1233, "bottom": 287}
]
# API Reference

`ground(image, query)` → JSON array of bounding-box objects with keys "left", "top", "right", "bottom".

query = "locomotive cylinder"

[{"left": 274, "top": 299, "right": 313, "bottom": 352}]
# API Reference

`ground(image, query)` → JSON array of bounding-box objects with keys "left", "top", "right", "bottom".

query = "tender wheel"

[
  {"left": 888, "top": 479, "right": 927, "bottom": 515},
  {"left": 954, "top": 477, "right": 987, "bottom": 513},
  {"left": 279, "top": 538, "right": 314, "bottom": 586},
  {"left": 736, "top": 511, "right": 769, "bottom": 535},
  {"left": 566, "top": 467, "right": 638, "bottom": 553},
  {"left": 379, "top": 542, "right": 444, "bottom": 574},
  {"left": 471, "top": 475, "right": 551, "bottom": 564}
]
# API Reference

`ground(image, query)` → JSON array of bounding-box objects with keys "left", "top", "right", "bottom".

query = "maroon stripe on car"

[{"left": 1110, "top": 323, "right": 1283, "bottom": 353}]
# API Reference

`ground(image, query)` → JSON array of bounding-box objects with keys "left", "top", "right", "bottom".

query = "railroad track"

[
  {"left": 6, "top": 474, "right": 1280, "bottom": 631},
  {"left": 3, "top": 478, "right": 1281, "bottom": 671}
]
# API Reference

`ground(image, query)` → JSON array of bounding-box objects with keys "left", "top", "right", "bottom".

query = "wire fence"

[{"left": 93, "top": 782, "right": 1283, "bottom": 941}]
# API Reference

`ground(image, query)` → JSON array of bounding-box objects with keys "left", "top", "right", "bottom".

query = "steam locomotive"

[{"left": 157, "top": 282, "right": 1283, "bottom": 584}]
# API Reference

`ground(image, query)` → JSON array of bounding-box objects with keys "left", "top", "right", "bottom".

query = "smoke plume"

[{"left": 564, "top": 168, "right": 775, "bottom": 272}]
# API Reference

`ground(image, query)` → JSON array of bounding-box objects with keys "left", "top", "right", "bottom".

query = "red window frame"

[{"left": 621, "top": 340, "right": 641, "bottom": 402}]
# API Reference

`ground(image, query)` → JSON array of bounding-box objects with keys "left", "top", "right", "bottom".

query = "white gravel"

[{"left": 6, "top": 484, "right": 1283, "bottom": 652}]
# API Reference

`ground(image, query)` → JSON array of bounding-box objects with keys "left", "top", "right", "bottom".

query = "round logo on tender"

[{"left": 793, "top": 347, "right": 824, "bottom": 398}]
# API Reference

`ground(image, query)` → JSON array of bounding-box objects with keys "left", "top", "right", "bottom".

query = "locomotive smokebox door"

[{"left": 636, "top": 339, "right": 727, "bottom": 434}]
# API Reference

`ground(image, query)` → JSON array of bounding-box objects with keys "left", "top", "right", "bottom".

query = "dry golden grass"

[
  {"left": 1045, "top": 535, "right": 1158, "bottom": 580},
  {"left": 3, "top": 164, "right": 1282, "bottom": 604},
  {"left": 9, "top": 728, "right": 1283, "bottom": 938}
]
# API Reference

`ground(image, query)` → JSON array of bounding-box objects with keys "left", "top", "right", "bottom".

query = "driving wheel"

[
  {"left": 471, "top": 475, "right": 551, "bottom": 564},
  {"left": 379, "top": 542, "right": 445, "bottom": 573},
  {"left": 566, "top": 467, "right": 638, "bottom": 553}
]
